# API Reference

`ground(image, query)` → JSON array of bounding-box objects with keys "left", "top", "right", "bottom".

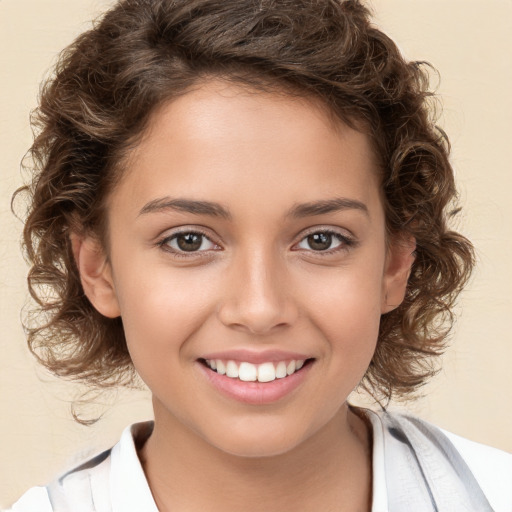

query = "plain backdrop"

[{"left": 1, "top": 0, "right": 511, "bottom": 507}]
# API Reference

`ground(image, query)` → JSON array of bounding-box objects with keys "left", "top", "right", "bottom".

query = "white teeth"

[
  {"left": 226, "top": 360, "right": 239, "bottom": 378},
  {"left": 257, "top": 362, "right": 276, "bottom": 382},
  {"left": 216, "top": 360, "right": 226, "bottom": 375},
  {"left": 238, "top": 362, "right": 257, "bottom": 382},
  {"left": 206, "top": 359, "right": 307, "bottom": 382},
  {"left": 275, "top": 361, "right": 287, "bottom": 379}
]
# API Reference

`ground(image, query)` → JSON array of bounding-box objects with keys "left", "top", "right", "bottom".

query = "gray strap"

[{"left": 382, "top": 413, "right": 494, "bottom": 512}]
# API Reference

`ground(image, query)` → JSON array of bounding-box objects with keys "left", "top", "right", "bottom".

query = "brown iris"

[
  {"left": 176, "top": 233, "right": 203, "bottom": 251},
  {"left": 307, "top": 232, "right": 333, "bottom": 251}
]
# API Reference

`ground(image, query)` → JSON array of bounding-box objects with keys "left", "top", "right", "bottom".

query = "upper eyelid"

[
  {"left": 295, "top": 226, "right": 355, "bottom": 241},
  {"left": 158, "top": 226, "right": 219, "bottom": 243},
  {"left": 157, "top": 232, "right": 221, "bottom": 259},
  {"left": 291, "top": 227, "right": 357, "bottom": 253},
  {"left": 156, "top": 225, "right": 355, "bottom": 247},
  {"left": 166, "top": 231, "right": 215, "bottom": 242}
]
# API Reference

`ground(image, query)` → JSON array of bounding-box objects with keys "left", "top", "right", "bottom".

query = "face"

[{"left": 78, "top": 80, "right": 413, "bottom": 457}]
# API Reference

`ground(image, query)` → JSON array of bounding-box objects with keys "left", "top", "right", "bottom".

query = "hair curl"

[{"left": 15, "top": 0, "right": 474, "bottom": 405}]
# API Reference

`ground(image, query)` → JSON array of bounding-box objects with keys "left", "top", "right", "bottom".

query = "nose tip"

[
  {"left": 220, "top": 299, "right": 292, "bottom": 335},
  {"left": 218, "top": 292, "right": 297, "bottom": 335},
  {"left": 217, "top": 259, "right": 298, "bottom": 335}
]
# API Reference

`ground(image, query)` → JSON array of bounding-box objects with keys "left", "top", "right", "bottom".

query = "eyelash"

[
  {"left": 293, "top": 228, "right": 357, "bottom": 255},
  {"left": 157, "top": 228, "right": 356, "bottom": 258},
  {"left": 157, "top": 228, "right": 220, "bottom": 259}
]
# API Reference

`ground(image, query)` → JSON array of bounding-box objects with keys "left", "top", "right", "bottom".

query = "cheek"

[
  {"left": 304, "top": 260, "right": 384, "bottom": 309},
  {"left": 112, "top": 262, "right": 222, "bottom": 365},
  {"left": 297, "top": 261, "right": 384, "bottom": 355}
]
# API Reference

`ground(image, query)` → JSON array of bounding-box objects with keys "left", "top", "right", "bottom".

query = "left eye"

[
  {"left": 166, "top": 232, "right": 217, "bottom": 252},
  {"left": 296, "top": 232, "right": 345, "bottom": 252}
]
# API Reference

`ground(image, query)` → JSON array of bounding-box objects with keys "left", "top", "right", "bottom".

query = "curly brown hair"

[{"left": 15, "top": 0, "right": 474, "bottom": 405}]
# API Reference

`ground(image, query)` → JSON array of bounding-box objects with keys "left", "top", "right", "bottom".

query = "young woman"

[{"left": 8, "top": 0, "right": 512, "bottom": 510}]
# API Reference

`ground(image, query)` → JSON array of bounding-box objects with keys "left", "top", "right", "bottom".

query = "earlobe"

[
  {"left": 381, "top": 236, "right": 416, "bottom": 314},
  {"left": 70, "top": 233, "right": 121, "bottom": 318}
]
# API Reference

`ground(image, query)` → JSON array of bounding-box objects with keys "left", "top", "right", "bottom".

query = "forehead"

[{"left": 112, "top": 79, "right": 382, "bottom": 221}]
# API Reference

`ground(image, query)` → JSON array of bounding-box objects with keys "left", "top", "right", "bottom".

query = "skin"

[{"left": 75, "top": 79, "right": 415, "bottom": 511}]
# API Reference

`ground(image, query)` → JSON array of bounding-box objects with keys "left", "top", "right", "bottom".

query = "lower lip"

[{"left": 198, "top": 362, "right": 313, "bottom": 405}]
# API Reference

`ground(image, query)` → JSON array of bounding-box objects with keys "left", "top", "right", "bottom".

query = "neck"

[{"left": 139, "top": 403, "right": 372, "bottom": 512}]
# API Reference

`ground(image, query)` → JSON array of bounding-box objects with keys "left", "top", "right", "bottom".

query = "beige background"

[{"left": 1, "top": 0, "right": 511, "bottom": 507}]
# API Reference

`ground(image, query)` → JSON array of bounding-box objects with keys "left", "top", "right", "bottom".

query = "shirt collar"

[
  {"left": 110, "top": 422, "right": 159, "bottom": 512},
  {"left": 109, "top": 412, "right": 387, "bottom": 512},
  {"left": 364, "top": 408, "right": 389, "bottom": 512}
]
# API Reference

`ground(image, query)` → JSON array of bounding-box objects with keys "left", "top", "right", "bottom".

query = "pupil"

[
  {"left": 177, "top": 233, "right": 202, "bottom": 251},
  {"left": 308, "top": 233, "right": 332, "bottom": 251}
]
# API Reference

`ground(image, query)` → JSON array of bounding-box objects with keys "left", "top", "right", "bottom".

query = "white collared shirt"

[{"left": 8, "top": 410, "right": 512, "bottom": 511}]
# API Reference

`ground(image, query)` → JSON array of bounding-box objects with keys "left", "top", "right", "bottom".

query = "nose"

[{"left": 217, "top": 248, "right": 298, "bottom": 335}]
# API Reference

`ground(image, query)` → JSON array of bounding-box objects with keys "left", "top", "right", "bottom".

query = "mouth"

[{"left": 199, "top": 358, "right": 314, "bottom": 383}]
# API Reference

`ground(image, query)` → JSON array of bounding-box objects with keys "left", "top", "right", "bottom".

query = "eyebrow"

[
  {"left": 287, "top": 197, "right": 369, "bottom": 218},
  {"left": 139, "top": 198, "right": 232, "bottom": 219},
  {"left": 138, "top": 196, "right": 368, "bottom": 220}
]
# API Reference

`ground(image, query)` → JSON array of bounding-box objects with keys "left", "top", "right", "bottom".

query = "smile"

[{"left": 204, "top": 359, "right": 306, "bottom": 382}]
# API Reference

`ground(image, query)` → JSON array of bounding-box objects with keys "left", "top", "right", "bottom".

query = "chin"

[
  {"left": 202, "top": 417, "right": 313, "bottom": 459},
  {"left": 216, "top": 434, "right": 302, "bottom": 459}
]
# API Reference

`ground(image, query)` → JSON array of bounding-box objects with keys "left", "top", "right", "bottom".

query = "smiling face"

[{"left": 76, "top": 79, "right": 414, "bottom": 458}]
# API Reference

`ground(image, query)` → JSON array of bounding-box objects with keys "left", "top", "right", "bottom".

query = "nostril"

[{"left": 216, "top": 277, "right": 299, "bottom": 334}]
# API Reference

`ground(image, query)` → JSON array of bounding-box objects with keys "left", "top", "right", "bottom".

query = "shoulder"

[
  {"left": 6, "top": 422, "right": 155, "bottom": 512},
  {"left": 6, "top": 486, "right": 52, "bottom": 512},
  {"left": 391, "top": 412, "right": 512, "bottom": 478},
  {"left": 441, "top": 426, "right": 512, "bottom": 512},
  {"left": 366, "top": 408, "right": 512, "bottom": 512},
  {"left": 6, "top": 449, "right": 112, "bottom": 512}
]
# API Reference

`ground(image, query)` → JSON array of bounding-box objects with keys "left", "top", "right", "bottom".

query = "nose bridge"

[{"left": 218, "top": 242, "right": 296, "bottom": 334}]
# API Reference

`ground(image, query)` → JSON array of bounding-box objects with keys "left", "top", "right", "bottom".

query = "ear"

[
  {"left": 381, "top": 235, "right": 416, "bottom": 314},
  {"left": 70, "top": 233, "right": 121, "bottom": 318}
]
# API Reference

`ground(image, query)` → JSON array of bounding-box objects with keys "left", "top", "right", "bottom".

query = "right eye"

[{"left": 160, "top": 231, "right": 219, "bottom": 254}]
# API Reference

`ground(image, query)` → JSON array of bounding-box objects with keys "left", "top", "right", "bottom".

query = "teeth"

[
  {"left": 205, "top": 359, "right": 307, "bottom": 382},
  {"left": 275, "top": 361, "right": 287, "bottom": 379},
  {"left": 239, "top": 362, "right": 257, "bottom": 382},
  {"left": 226, "top": 360, "right": 239, "bottom": 378},
  {"left": 258, "top": 362, "right": 276, "bottom": 383},
  {"left": 216, "top": 360, "right": 226, "bottom": 375}
]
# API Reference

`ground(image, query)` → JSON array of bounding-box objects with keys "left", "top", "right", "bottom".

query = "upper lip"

[{"left": 199, "top": 349, "right": 312, "bottom": 364}]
